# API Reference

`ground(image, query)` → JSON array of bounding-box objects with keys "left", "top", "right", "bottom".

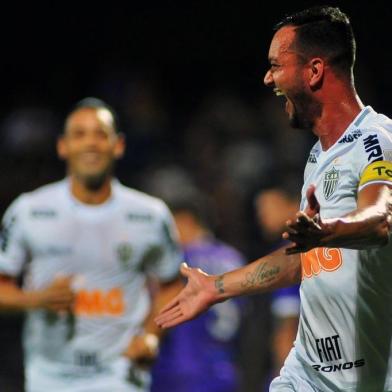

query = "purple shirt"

[{"left": 151, "top": 237, "right": 245, "bottom": 392}]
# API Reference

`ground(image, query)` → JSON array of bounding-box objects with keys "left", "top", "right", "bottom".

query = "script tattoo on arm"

[
  {"left": 241, "top": 262, "right": 280, "bottom": 290},
  {"left": 215, "top": 275, "right": 225, "bottom": 294}
]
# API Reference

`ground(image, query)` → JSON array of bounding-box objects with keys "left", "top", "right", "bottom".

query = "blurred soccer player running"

[
  {"left": 156, "top": 6, "right": 392, "bottom": 391},
  {"left": 0, "top": 98, "right": 182, "bottom": 392}
]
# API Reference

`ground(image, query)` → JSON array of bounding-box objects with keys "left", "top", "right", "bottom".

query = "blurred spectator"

[
  {"left": 254, "top": 181, "right": 301, "bottom": 377},
  {"left": 151, "top": 192, "right": 246, "bottom": 392}
]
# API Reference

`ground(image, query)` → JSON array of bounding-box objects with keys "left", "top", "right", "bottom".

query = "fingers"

[
  {"left": 285, "top": 244, "right": 306, "bottom": 255},
  {"left": 180, "top": 262, "right": 191, "bottom": 277},
  {"left": 305, "top": 184, "right": 320, "bottom": 217},
  {"left": 155, "top": 307, "right": 183, "bottom": 328},
  {"left": 41, "top": 276, "right": 76, "bottom": 313},
  {"left": 157, "top": 304, "right": 182, "bottom": 322},
  {"left": 285, "top": 218, "right": 319, "bottom": 239},
  {"left": 52, "top": 275, "right": 74, "bottom": 287},
  {"left": 284, "top": 211, "right": 323, "bottom": 254},
  {"left": 157, "top": 296, "right": 180, "bottom": 315},
  {"left": 157, "top": 313, "right": 187, "bottom": 329}
]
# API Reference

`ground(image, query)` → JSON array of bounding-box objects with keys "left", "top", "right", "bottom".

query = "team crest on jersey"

[
  {"left": 323, "top": 167, "right": 340, "bottom": 200},
  {"left": 308, "top": 153, "right": 317, "bottom": 163},
  {"left": 116, "top": 242, "right": 133, "bottom": 267}
]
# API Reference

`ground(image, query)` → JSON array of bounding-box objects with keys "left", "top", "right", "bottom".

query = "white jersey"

[
  {"left": 0, "top": 179, "right": 182, "bottom": 391},
  {"left": 279, "top": 106, "right": 392, "bottom": 391}
]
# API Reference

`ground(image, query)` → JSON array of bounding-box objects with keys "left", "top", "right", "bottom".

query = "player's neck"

[
  {"left": 70, "top": 176, "right": 112, "bottom": 205},
  {"left": 314, "top": 90, "right": 364, "bottom": 151}
]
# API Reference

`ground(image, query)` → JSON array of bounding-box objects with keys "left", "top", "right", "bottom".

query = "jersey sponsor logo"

[
  {"left": 30, "top": 209, "right": 57, "bottom": 218},
  {"left": 127, "top": 213, "right": 153, "bottom": 222},
  {"left": 301, "top": 247, "right": 343, "bottom": 279},
  {"left": 323, "top": 167, "right": 340, "bottom": 200},
  {"left": 363, "top": 134, "right": 383, "bottom": 163},
  {"left": 75, "top": 288, "right": 125, "bottom": 316},
  {"left": 316, "top": 334, "right": 342, "bottom": 362},
  {"left": 359, "top": 160, "right": 392, "bottom": 188},
  {"left": 312, "top": 334, "right": 365, "bottom": 373},
  {"left": 308, "top": 153, "right": 317, "bottom": 163},
  {"left": 338, "top": 129, "right": 362, "bottom": 144},
  {"left": 312, "top": 359, "right": 365, "bottom": 373},
  {"left": 312, "top": 335, "right": 365, "bottom": 373}
]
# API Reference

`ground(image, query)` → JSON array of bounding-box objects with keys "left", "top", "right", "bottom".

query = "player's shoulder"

[
  {"left": 7, "top": 180, "right": 66, "bottom": 214},
  {"left": 25, "top": 180, "right": 66, "bottom": 200},
  {"left": 339, "top": 107, "right": 392, "bottom": 165},
  {"left": 114, "top": 181, "right": 170, "bottom": 218},
  {"left": 356, "top": 107, "right": 392, "bottom": 140}
]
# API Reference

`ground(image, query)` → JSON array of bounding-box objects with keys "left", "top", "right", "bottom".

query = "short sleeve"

[
  {"left": 0, "top": 195, "right": 29, "bottom": 277},
  {"left": 145, "top": 203, "right": 182, "bottom": 282},
  {"left": 357, "top": 128, "right": 392, "bottom": 192}
]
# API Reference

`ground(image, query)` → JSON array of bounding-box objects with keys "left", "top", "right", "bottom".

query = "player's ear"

[
  {"left": 308, "top": 58, "right": 324, "bottom": 89},
  {"left": 114, "top": 133, "right": 126, "bottom": 160},
  {"left": 57, "top": 134, "right": 68, "bottom": 160}
]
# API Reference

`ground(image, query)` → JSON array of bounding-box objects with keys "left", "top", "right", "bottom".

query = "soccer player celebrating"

[
  {"left": 0, "top": 98, "right": 182, "bottom": 391},
  {"left": 156, "top": 7, "right": 392, "bottom": 391}
]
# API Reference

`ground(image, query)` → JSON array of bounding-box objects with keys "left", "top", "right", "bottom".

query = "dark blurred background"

[{"left": 0, "top": 1, "right": 390, "bottom": 390}]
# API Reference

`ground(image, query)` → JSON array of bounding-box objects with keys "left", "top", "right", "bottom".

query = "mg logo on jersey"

[
  {"left": 301, "top": 247, "right": 343, "bottom": 279},
  {"left": 323, "top": 167, "right": 340, "bottom": 200},
  {"left": 75, "top": 288, "right": 125, "bottom": 316}
]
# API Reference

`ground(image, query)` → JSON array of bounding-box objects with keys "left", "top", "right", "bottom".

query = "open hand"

[
  {"left": 283, "top": 185, "right": 328, "bottom": 254},
  {"left": 283, "top": 211, "right": 331, "bottom": 254},
  {"left": 155, "top": 263, "right": 217, "bottom": 329}
]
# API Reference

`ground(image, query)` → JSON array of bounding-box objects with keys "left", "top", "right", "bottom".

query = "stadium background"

[{"left": 0, "top": 1, "right": 390, "bottom": 390}]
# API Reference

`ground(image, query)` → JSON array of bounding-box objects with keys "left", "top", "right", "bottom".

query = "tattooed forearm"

[
  {"left": 215, "top": 275, "right": 225, "bottom": 294},
  {"left": 241, "top": 262, "right": 280, "bottom": 289}
]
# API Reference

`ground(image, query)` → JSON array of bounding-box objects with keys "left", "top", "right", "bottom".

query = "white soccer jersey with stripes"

[
  {"left": 0, "top": 179, "right": 182, "bottom": 391},
  {"left": 272, "top": 106, "right": 392, "bottom": 391}
]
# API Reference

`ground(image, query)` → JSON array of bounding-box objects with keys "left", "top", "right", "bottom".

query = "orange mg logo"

[
  {"left": 75, "top": 288, "right": 125, "bottom": 316},
  {"left": 300, "top": 247, "right": 343, "bottom": 279}
]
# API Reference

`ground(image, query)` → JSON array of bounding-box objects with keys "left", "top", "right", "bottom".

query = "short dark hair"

[
  {"left": 169, "top": 192, "right": 217, "bottom": 230},
  {"left": 65, "top": 97, "right": 120, "bottom": 133},
  {"left": 275, "top": 6, "right": 356, "bottom": 77}
]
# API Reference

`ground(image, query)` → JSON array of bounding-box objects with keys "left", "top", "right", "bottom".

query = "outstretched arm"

[
  {"left": 284, "top": 184, "right": 392, "bottom": 254},
  {"left": 0, "top": 274, "right": 75, "bottom": 313},
  {"left": 155, "top": 247, "right": 301, "bottom": 328}
]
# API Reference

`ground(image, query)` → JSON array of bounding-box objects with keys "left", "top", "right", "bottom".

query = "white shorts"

[
  {"left": 26, "top": 355, "right": 150, "bottom": 392},
  {"left": 269, "top": 349, "right": 324, "bottom": 392}
]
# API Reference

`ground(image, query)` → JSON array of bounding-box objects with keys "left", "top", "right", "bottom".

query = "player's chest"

[
  {"left": 303, "top": 152, "right": 359, "bottom": 218},
  {"left": 23, "top": 210, "right": 159, "bottom": 271}
]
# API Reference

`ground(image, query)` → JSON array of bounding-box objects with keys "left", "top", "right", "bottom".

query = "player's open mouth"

[{"left": 80, "top": 152, "right": 102, "bottom": 164}]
